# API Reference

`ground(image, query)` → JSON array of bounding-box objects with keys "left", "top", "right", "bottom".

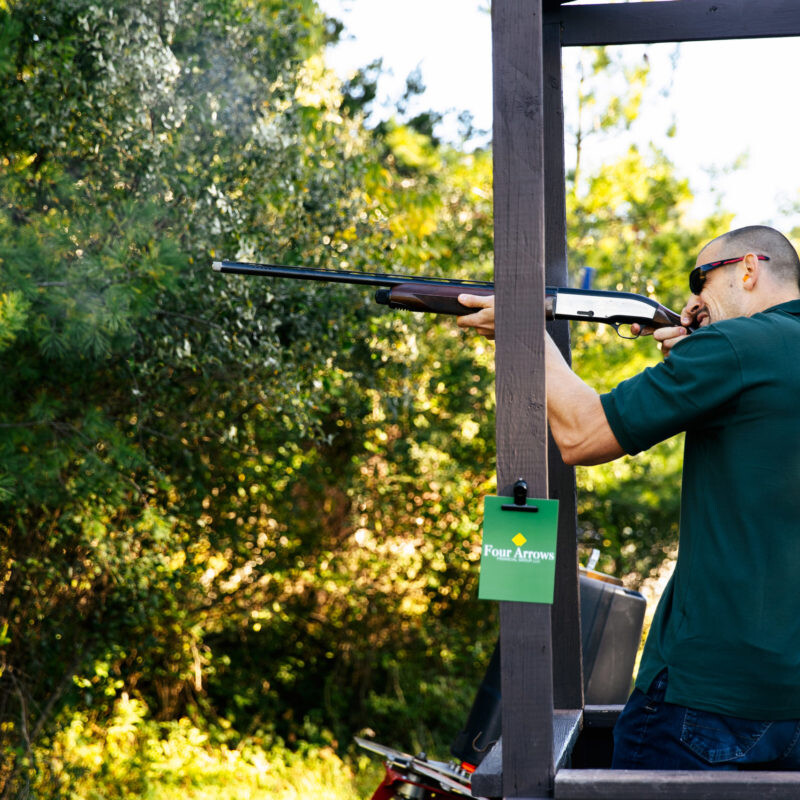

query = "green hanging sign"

[{"left": 478, "top": 495, "right": 559, "bottom": 605}]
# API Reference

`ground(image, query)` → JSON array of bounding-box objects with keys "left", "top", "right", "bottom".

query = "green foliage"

[
  {"left": 0, "top": 0, "right": 499, "bottom": 792},
  {"left": 28, "top": 693, "right": 378, "bottom": 799},
  {"left": 569, "top": 47, "right": 652, "bottom": 189}
]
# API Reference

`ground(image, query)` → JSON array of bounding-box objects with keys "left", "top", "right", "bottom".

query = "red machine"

[{"left": 356, "top": 737, "right": 485, "bottom": 800}]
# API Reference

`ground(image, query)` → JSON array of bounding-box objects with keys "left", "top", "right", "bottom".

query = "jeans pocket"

[{"left": 680, "top": 708, "right": 772, "bottom": 764}]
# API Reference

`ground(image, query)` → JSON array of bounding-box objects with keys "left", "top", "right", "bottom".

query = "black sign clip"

[{"left": 501, "top": 478, "right": 539, "bottom": 512}]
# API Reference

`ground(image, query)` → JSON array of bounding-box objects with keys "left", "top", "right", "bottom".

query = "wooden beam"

[
  {"left": 547, "top": 0, "right": 800, "bottom": 47},
  {"left": 543, "top": 19, "right": 583, "bottom": 715},
  {"left": 555, "top": 770, "right": 800, "bottom": 799},
  {"left": 492, "top": 0, "right": 552, "bottom": 796}
]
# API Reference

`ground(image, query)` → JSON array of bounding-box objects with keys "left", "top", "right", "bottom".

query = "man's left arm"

[{"left": 458, "top": 293, "right": 625, "bottom": 466}]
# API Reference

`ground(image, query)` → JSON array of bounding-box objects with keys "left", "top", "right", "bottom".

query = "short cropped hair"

[{"left": 708, "top": 225, "right": 800, "bottom": 288}]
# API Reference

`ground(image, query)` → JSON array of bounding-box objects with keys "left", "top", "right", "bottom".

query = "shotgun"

[{"left": 212, "top": 260, "right": 690, "bottom": 338}]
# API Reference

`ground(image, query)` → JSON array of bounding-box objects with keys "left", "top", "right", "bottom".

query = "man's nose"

[{"left": 682, "top": 296, "right": 702, "bottom": 325}]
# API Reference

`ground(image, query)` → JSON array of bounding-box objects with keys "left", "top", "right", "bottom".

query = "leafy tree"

[
  {"left": 0, "top": 0, "right": 499, "bottom": 792},
  {"left": 0, "top": 0, "right": 385, "bottom": 789}
]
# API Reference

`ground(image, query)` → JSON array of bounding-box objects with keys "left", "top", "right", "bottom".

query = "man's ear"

[{"left": 742, "top": 253, "right": 760, "bottom": 290}]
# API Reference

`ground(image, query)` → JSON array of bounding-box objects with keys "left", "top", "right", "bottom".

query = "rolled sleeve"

[{"left": 600, "top": 391, "right": 644, "bottom": 455}]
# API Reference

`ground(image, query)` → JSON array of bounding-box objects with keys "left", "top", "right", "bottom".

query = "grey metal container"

[
  {"left": 580, "top": 569, "right": 646, "bottom": 706},
  {"left": 450, "top": 568, "right": 646, "bottom": 766}
]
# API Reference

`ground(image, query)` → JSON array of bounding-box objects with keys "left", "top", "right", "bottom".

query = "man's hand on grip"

[
  {"left": 457, "top": 293, "right": 496, "bottom": 339},
  {"left": 631, "top": 301, "right": 701, "bottom": 357}
]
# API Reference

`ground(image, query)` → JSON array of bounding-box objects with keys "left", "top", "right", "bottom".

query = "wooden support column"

[
  {"left": 543, "top": 21, "right": 583, "bottom": 713},
  {"left": 492, "top": 0, "right": 552, "bottom": 797}
]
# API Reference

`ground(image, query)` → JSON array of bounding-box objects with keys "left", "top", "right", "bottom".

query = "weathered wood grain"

[
  {"left": 493, "top": 0, "right": 553, "bottom": 796},
  {"left": 472, "top": 711, "right": 584, "bottom": 798}
]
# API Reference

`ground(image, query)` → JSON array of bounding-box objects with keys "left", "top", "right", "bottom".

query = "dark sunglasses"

[{"left": 689, "top": 254, "right": 770, "bottom": 295}]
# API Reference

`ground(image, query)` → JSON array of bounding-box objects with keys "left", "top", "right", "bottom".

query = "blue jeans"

[{"left": 612, "top": 670, "right": 800, "bottom": 770}]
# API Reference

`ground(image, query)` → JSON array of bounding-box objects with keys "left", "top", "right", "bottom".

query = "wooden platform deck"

[{"left": 471, "top": 705, "right": 800, "bottom": 799}]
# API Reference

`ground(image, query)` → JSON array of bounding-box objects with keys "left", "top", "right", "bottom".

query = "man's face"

[{"left": 688, "top": 243, "right": 748, "bottom": 325}]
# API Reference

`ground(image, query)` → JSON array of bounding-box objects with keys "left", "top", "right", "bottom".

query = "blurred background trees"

[
  {"left": 0, "top": 2, "right": 495, "bottom": 794},
  {"left": 0, "top": 2, "right": 783, "bottom": 798}
]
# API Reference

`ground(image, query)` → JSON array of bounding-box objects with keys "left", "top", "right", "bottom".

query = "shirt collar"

[{"left": 762, "top": 298, "right": 800, "bottom": 316}]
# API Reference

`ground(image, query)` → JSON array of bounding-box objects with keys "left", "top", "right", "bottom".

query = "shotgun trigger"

[{"left": 612, "top": 322, "right": 640, "bottom": 340}]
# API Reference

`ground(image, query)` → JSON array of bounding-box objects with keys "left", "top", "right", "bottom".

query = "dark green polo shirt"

[{"left": 600, "top": 299, "right": 800, "bottom": 720}]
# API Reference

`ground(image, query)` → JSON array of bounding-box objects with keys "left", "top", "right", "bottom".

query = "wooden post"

[
  {"left": 543, "top": 20, "right": 583, "bottom": 713},
  {"left": 493, "top": 0, "right": 552, "bottom": 796}
]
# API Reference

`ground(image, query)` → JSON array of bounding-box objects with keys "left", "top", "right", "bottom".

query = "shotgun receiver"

[{"left": 212, "top": 260, "right": 689, "bottom": 338}]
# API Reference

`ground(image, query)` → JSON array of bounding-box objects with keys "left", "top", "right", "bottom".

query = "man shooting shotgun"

[
  {"left": 460, "top": 225, "right": 800, "bottom": 771},
  {"left": 211, "top": 260, "right": 688, "bottom": 339}
]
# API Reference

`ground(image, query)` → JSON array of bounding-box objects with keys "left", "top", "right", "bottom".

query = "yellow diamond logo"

[{"left": 512, "top": 533, "right": 527, "bottom": 547}]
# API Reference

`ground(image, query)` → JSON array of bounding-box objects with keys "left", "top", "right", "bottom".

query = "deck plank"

[{"left": 555, "top": 769, "right": 800, "bottom": 799}]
